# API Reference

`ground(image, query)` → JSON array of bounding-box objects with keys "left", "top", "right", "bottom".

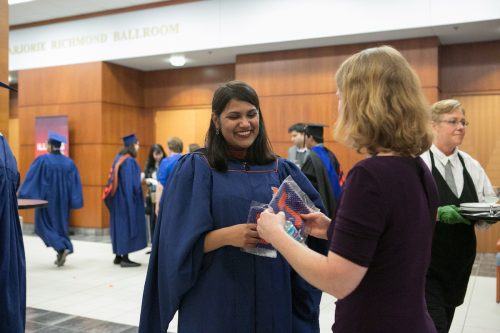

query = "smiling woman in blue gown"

[
  {"left": 0, "top": 129, "right": 25, "bottom": 333},
  {"left": 139, "top": 81, "right": 327, "bottom": 333},
  {"left": 18, "top": 131, "right": 83, "bottom": 267}
]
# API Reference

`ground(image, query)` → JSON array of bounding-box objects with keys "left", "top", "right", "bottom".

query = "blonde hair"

[
  {"left": 334, "top": 45, "right": 432, "bottom": 156},
  {"left": 430, "top": 99, "right": 465, "bottom": 122}
]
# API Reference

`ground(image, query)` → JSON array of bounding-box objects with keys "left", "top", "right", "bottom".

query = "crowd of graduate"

[{"left": 1, "top": 45, "right": 498, "bottom": 333}]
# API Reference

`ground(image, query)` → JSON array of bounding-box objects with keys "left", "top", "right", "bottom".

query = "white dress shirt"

[{"left": 420, "top": 144, "right": 497, "bottom": 203}]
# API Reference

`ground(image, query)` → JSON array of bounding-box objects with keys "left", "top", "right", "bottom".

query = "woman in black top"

[{"left": 143, "top": 144, "right": 166, "bottom": 244}]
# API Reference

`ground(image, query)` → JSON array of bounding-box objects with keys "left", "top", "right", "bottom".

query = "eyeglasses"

[{"left": 438, "top": 119, "right": 469, "bottom": 127}]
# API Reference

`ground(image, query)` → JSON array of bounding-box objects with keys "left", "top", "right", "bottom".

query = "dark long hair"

[
  {"left": 205, "top": 81, "right": 275, "bottom": 171},
  {"left": 144, "top": 144, "right": 166, "bottom": 177},
  {"left": 119, "top": 144, "right": 137, "bottom": 158}
]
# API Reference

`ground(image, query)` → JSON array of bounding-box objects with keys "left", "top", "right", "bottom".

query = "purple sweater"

[{"left": 328, "top": 156, "right": 438, "bottom": 333}]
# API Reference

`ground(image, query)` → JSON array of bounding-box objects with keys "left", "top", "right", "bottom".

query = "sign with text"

[{"left": 35, "top": 116, "right": 69, "bottom": 157}]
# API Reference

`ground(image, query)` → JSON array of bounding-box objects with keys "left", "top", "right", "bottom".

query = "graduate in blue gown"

[
  {"left": 0, "top": 82, "right": 26, "bottom": 333},
  {"left": 18, "top": 131, "right": 83, "bottom": 267},
  {"left": 140, "top": 81, "right": 326, "bottom": 333},
  {"left": 104, "top": 134, "right": 147, "bottom": 267}
]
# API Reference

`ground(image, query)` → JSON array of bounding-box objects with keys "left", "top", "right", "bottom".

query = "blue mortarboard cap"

[
  {"left": 0, "top": 81, "right": 17, "bottom": 92},
  {"left": 47, "top": 131, "right": 66, "bottom": 148},
  {"left": 122, "top": 133, "right": 138, "bottom": 146}
]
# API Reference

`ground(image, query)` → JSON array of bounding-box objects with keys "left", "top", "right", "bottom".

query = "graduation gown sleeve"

[
  {"left": 121, "top": 158, "right": 144, "bottom": 238},
  {"left": 0, "top": 136, "right": 26, "bottom": 333},
  {"left": 301, "top": 152, "right": 338, "bottom": 217},
  {"left": 139, "top": 154, "right": 213, "bottom": 333},
  {"left": 68, "top": 162, "right": 83, "bottom": 209},
  {"left": 18, "top": 156, "right": 47, "bottom": 199}
]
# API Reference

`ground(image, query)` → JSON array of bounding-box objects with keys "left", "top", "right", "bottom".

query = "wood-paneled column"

[{"left": 18, "top": 62, "right": 150, "bottom": 230}]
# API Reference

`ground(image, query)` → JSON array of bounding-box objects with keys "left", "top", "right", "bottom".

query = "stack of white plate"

[{"left": 460, "top": 202, "right": 500, "bottom": 212}]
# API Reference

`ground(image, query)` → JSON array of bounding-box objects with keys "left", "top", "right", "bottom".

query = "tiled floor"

[{"left": 24, "top": 235, "right": 500, "bottom": 333}]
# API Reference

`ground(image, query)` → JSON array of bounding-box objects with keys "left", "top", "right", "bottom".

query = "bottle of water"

[{"left": 284, "top": 220, "right": 305, "bottom": 244}]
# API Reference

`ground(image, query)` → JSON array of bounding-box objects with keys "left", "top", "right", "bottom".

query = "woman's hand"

[
  {"left": 204, "top": 223, "right": 260, "bottom": 253},
  {"left": 257, "top": 209, "right": 286, "bottom": 244},
  {"left": 301, "top": 212, "right": 331, "bottom": 240},
  {"left": 226, "top": 223, "right": 260, "bottom": 248}
]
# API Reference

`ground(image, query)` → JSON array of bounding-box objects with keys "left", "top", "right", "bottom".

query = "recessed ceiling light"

[{"left": 169, "top": 55, "right": 186, "bottom": 67}]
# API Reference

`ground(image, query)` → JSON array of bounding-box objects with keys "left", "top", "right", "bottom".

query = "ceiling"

[
  {"left": 8, "top": 0, "right": 171, "bottom": 26},
  {"left": 8, "top": 0, "right": 500, "bottom": 73}
]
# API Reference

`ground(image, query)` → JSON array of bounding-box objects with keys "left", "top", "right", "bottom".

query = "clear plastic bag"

[
  {"left": 269, "top": 175, "right": 319, "bottom": 245},
  {"left": 241, "top": 201, "right": 277, "bottom": 258},
  {"left": 284, "top": 220, "right": 306, "bottom": 244},
  {"left": 242, "top": 175, "right": 319, "bottom": 258}
]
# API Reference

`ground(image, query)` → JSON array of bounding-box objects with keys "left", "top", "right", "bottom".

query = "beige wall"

[{"left": 439, "top": 41, "right": 500, "bottom": 252}]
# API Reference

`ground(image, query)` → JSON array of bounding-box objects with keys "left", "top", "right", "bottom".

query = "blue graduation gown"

[
  {"left": 107, "top": 154, "right": 147, "bottom": 255},
  {"left": 18, "top": 153, "right": 83, "bottom": 253},
  {"left": 139, "top": 154, "right": 326, "bottom": 333},
  {"left": 0, "top": 135, "right": 25, "bottom": 333}
]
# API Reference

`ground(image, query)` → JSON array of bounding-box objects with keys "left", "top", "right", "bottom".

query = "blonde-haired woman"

[{"left": 258, "top": 46, "right": 439, "bottom": 332}]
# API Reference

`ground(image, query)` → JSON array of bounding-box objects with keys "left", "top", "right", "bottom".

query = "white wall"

[{"left": 9, "top": 0, "right": 500, "bottom": 71}]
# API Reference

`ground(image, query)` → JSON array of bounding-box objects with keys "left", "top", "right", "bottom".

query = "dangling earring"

[{"left": 216, "top": 127, "right": 220, "bottom": 135}]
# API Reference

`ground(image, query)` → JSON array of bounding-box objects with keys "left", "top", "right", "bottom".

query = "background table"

[{"left": 18, "top": 199, "right": 48, "bottom": 210}]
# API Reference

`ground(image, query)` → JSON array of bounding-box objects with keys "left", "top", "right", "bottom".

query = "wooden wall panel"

[
  {"left": 422, "top": 87, "right": 439, "bottom": 105},
  {"left": 476, "top": 224, "right": 500, "bottom": 254},
  {"left": 237, "top": 37, "right": 439, "bottom": 175},
  {"left": 439, "top": 41, "right": 500, "bottom": 252},
  {"left": 18, "top": 103, "right": 103, "bottom": 145},
  {"left": 72, "top": 144, "right": 104, "bottom": 186},
  {"left": 101, "top": 104, "right": 145, "bottom": 143},
  {"left": 144, "top": 64, "right": 234, "bottom": 108},
  {"left": 237, "top": 37, "right": 439, "bottom": 98},
  {"left": 393, "top": 38, "right": 439, "bottom": 88},
  {"left": 155, "top": 107, "right": 211, "bottom": 151},
  {"left": 440, "top": 41, "right": 500, "bottom": 95},
  {"left": 17, "top": 62, "right": 152, "bottom": 230},
  {"left": 8, "top": 119, "right": 19, "bottom": 160},
  {"left": 71, "top": 186, "right": 107, "bottom": 228},
  {"left": 18, "top": 63, "right": 102, "bottom": 106},
  {"left": 237, "top": 47, "right": 338, "bottom": 96},
  {"left": 18, "top": 145, "right": 35, "bottom": 182},
  {"left": 101, "top": 102, "right": 152, "bottom": 166},
  {"left": 260, "top": 93, "right": 337, "bottom": 143},
  {"left": 455, "top": 95, "right": 500, "bottom": 187},
  {"left": 9, "top": 93, "right": 18, "bottom": 118},
  {"left": 102, "top": 62, "right": 144, "bottom": 107}
]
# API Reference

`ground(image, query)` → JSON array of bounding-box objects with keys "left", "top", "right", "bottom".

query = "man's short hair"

[
  {"left": 288, "top": 123, "right": 306, "bottom": 134},
  {"left": 167, "top": 137, "right": 183, "bottom": 153}
]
